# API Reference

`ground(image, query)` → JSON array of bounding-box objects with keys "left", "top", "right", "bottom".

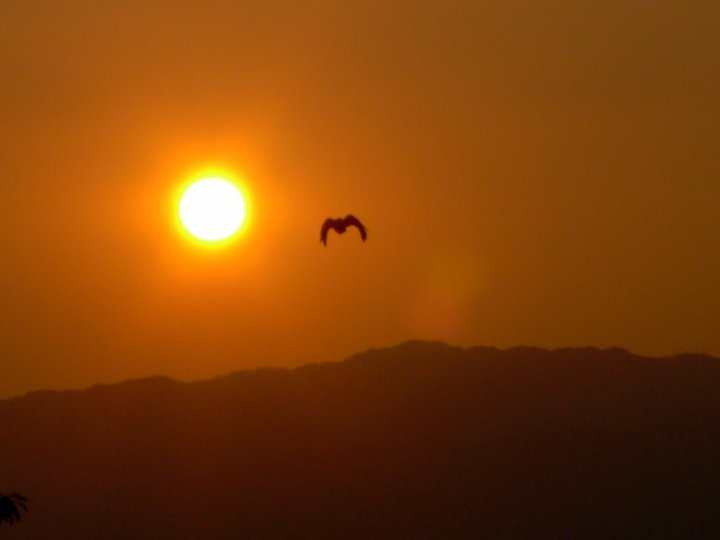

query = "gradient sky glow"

[{"left": 2, "top": 0, "right": 719, "bottom": 397}]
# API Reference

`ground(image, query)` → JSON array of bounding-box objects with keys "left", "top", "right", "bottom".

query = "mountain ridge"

[
  {"left": 2, "top": 341, "right": 720, "bottom": 538},
  {"left": 7, "top": 339, "right": 716, "bottom": 405}
]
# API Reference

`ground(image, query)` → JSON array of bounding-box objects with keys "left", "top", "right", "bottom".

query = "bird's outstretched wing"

[
  {"left": 320, "top": 218, "right": 336, "bottom": 246},
  {"left": 344, "top": 215, "right": 367, "bottom": 241},
  {"left": 0, "top": 494, "right": 27, "bottom": 526}
]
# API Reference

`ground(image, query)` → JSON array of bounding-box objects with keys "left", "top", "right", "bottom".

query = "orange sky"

[{"left": 2, "top": 0, "right": 719, "bottom": 398}]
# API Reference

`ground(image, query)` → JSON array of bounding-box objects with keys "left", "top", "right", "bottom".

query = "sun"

[{"left": 178, "top": 177, "right": 247, "bottom": 243}]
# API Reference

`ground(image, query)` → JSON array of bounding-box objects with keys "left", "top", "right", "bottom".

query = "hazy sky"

[{"left": 2, "top": 0, "right": 719, "bottom": 397}]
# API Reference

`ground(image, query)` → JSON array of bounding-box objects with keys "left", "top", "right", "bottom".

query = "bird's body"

[
  {"left": 0, "top": 493, "right": 28, "bottom": 526},
  {"left": 320, "top": 215, "right": 367, "bottom": 246}
]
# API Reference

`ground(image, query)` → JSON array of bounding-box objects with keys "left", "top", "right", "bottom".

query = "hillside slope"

[{"left": 2, "top": 341, "right": 720, "bottom": 538}]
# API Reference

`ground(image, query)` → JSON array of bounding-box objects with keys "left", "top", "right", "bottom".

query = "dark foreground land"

[{"left": 2, "top": 341, "right": 720, "bottom": 538}]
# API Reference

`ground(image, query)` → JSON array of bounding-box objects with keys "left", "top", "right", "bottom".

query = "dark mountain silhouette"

[{"left": 2, "top": 341, "right": 720, "bottom": 538}]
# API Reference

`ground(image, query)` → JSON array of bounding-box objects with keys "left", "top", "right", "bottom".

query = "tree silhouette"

[{"left": 0, "top": 493, "right": 28, "bottom": 526}]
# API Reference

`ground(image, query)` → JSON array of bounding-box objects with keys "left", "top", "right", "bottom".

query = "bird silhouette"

[
  {"left": 0, "top": 493, "right": 28, "bottom": 526},
  {"left": 320, "top": 215, "right": 367, "bottom": 246}
]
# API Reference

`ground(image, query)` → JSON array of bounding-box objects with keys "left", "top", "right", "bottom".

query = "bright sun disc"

[{"left": 179, "top": 178, "right": 246, "bottom": 242}]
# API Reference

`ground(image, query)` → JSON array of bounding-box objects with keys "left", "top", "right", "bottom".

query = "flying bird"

[
  {"left": 320, "top": 215, "right": 367, "bottom": 246},
  {"left": 0, "top": 493, "right": 28, "bottom": 526}
]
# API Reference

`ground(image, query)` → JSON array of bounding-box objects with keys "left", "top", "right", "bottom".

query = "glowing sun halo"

[{"left": 179, "top": 178, "right": 247, "bottom": 242}]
